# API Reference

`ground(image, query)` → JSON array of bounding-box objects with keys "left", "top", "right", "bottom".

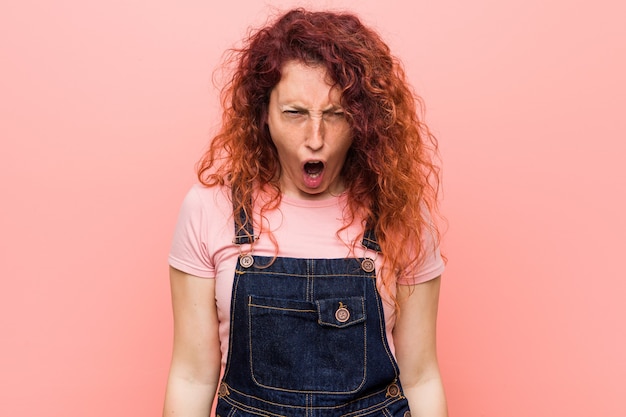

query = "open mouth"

[{"left": 304, "top": 161, "right": 324, "bottom": 178}]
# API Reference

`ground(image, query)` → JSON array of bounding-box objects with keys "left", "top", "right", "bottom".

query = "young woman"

[{"left": 164, "top": 8, "right": 447, "bottom": 417}]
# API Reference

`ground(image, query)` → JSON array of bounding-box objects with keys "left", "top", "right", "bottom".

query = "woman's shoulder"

[
  {"left": 183, "top": 183, "right": 232, "bottom": 208},
  {"left": 174, "top": 183, "right": 235, "bottom": 229}
]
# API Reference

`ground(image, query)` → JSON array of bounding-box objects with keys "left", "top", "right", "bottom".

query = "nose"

[{"left": 306, "top": 115, "right": 324, "bottom": 151}]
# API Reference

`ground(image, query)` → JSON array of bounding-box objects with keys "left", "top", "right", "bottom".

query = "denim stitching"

[
  {"left": 246, "top": 294, "right": 368, "bottom": 394},
  {"left": 306, "top": 259, "right": 313, "bottom": 303},
  {"left": 372, "top": 279, "right": 400, "bottom": 378},
  {"left": 220, "top": 395, "right": 285, "bottom": 417},
  {"left": 224, "top": 384, "right": 403, "bottom": 413},
  {"left": 222, "top": 271, "right": 242, "bottom": 378},
  {"left": 340, "top": 397, "right": 404, "bottom": 417},
  {"left": 249, "top": 303, "right": 317, "bottom": 314}
]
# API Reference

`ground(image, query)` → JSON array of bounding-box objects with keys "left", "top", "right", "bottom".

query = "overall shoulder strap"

[{"left": 361, "top": 225, "right": 381, "bottom": 253}]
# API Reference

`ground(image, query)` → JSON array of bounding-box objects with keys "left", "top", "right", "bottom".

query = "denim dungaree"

[{"left": 216, "top": 203, "right": 411, "bottom": 417}]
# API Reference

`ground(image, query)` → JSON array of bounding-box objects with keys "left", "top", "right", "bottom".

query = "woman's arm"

[
  {"left": 393, "top": 276, "right": 448, "bottom": 417},
  {"left": 163, "top": 267, "right": 222, "bottom": 417}
]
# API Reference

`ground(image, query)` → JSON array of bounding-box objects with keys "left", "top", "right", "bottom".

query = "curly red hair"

[{"left": 198, "top": 8, "right": 442, "bottom": 291}]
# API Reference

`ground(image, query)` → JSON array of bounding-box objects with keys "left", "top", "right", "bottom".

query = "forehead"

[{"left": 272, "top": 60, "right": 341, "bottom": 104}]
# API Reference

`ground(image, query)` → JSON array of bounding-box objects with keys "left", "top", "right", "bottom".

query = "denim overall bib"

[{"left": 216, "top": 204, "right": 411, "bottom": 417}]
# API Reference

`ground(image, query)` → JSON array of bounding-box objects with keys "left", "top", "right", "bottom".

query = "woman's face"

[{"left": 267, "top": 60, "right": 352, "bottom": 200}]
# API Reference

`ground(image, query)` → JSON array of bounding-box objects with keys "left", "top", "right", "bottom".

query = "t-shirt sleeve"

[
  {"left": 168, "top": 186, "right": 215, "bottom": 278},
  {"left": 397, "top": 222, "right": 445, "bottom": 286}
]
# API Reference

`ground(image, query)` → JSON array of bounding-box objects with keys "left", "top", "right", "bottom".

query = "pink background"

[{"left": 2, "top": 0, "right": 625, "bottom": 415}]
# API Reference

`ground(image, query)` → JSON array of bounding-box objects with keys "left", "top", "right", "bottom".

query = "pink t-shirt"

[{"left": 168, "top": 184, "right": 445, "bottom": 367}]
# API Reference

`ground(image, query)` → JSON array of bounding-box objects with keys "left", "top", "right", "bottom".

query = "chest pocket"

[{"left": 248, "top": 295, "right": 367, "bottom": 393}]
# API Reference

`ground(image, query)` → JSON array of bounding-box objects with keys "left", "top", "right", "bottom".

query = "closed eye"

[
  {"left": 323, "top": 110, "right": 345, "bottom": 120},
  {"left": 281, "top": 108, "right": 346, "bottom": 120},
  {"left": 283, "top": 109, "right": 306, "bottom": 115}
]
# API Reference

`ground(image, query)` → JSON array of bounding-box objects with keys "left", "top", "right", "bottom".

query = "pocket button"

[{"left": 335, "top": 302, "right": 350, "bottom": 323}]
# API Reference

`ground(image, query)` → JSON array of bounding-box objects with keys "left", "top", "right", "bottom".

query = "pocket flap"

[{"left": 316, "top": 297, "right": 365, "bottom": 328}]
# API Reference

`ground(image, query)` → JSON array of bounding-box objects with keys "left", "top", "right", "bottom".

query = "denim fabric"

[{"left": 216, "top": 206, "right": 411, "bottom": 416}]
